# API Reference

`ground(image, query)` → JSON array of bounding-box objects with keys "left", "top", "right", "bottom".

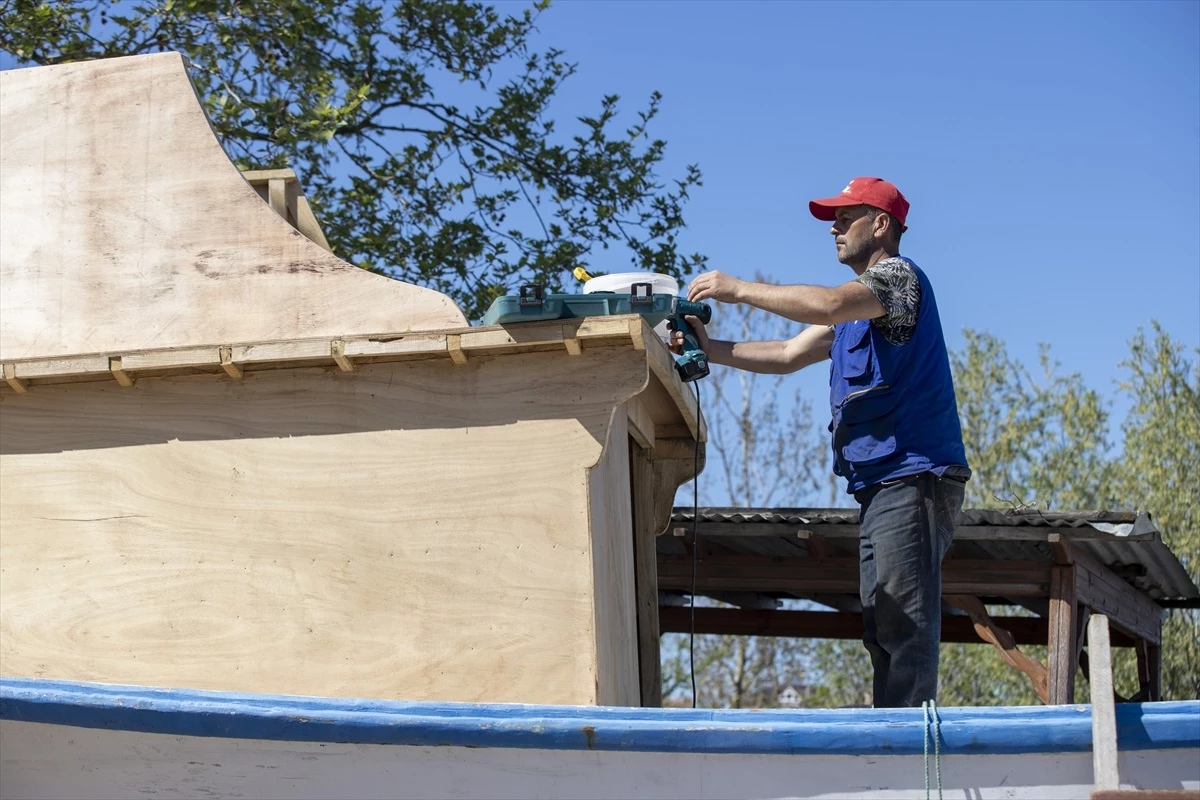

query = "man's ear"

[{"left": 871, "top": 211, "right": 891, "bottom": 241}]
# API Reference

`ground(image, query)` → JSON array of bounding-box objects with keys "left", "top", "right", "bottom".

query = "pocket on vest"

[
  {"left": 843, "top": 324, "right": 874, "bottom": 385},
  {"left": 840, "top": 388, "right": 898, "bottom": 465}
]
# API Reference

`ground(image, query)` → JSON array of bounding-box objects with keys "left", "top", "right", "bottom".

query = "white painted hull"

[
  {"left": 2, "top": 679, "right": 1197, "bottom": 799},
  {"left": 3, "top": 719, "right": 1198, "bottom": 800}
]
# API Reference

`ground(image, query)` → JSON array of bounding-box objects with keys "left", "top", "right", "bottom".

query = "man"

[{"left": 673, "top": 177, "right": 970, "bottom": 708}]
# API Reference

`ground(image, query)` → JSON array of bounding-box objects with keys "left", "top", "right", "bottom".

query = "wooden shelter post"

[{"left": 1048, "top": 563, "right": 1080, "bottom": 704}]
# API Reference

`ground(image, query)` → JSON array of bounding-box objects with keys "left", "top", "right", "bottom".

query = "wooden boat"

[{"left": 3, "top": 678, "right": 1197, "bottom": 799}]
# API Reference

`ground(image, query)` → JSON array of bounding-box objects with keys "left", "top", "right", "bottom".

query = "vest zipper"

[{"left": 840, "top": 383, "right": 891, "bottom": 407}]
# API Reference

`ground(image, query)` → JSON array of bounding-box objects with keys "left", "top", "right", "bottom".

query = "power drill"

[{"left": 668, "top": 299, "right": 712, "bottom": 383}]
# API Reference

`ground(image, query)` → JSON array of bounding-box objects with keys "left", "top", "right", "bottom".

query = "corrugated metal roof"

[{"left": 666, "top": 507, "right": 1198, "bottom": 604}]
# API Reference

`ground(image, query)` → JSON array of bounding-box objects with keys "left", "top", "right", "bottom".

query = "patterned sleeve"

[{"left": 855, "top": 257, "right": 922, "bottom": 346}]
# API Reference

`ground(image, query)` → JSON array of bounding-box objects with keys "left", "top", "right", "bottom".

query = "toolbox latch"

[
  {"left": 630, "top": 282, "right": 654, "bottom": 306},
  {"left": 519, "top": 285, "right": 545, "bottom": 307}
]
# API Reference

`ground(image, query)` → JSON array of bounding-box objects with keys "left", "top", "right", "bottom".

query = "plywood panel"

[
  {"left": 629, "top": 438, "right": 663, "bottom": 707},
  {"left": 0, "top": 346, "right": 648, "bottom": 704},
  {"left": 0, "top": 53, "right": 466, "bottom": 362},
  {"left": 586, "top": 412, "right": 640, "bottom": 706}
]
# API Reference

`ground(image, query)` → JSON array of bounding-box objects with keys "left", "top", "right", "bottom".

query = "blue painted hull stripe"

[{"left": 2, "top": 678, "right": 1197, "bottom": 756}]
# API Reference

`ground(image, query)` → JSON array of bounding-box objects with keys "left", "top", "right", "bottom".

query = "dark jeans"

[{"left": 855, "top": 470, "right": 966, "bottom": 708}]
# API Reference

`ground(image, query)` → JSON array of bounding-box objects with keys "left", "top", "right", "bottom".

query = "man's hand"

[
  {"left": 667, "top": 315, "right": 710, "bottom": 355},
  {"left": 687, "top": 271, "right": 744, "bottom": 304}
]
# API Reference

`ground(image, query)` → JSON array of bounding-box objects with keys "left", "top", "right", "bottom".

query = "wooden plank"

[
  {"left": 120, "top": 346, "right": 222, "bottom": 372},
  {"left": 656, "top": 605, "right": 1136, "bottom": 647},
  {"left": 659, "top": 606, "right": 1052, "bottom": 644},
  {"left": 1052, "top": 535, "right": 1164, "bottom": 646},
  {"left": 624, "top": 398, "right": 655, "bottom": 451},
  {"left": 686, "top": 521, "right": 1155, "bottom": 542},
  {"left": 342, "top": 334, "right": 448, "bottom": 358},
  {"left": 267, "top": 177, "right": 288, "bottom": 218},
  {"left": 0, "top": 53, "right": 466, "bottom": 365},
  {"left": 11, "top": 355, "right": 110, "bottom": 380},
  {"left": 109, "top": 357, "right": 135, "bottom": 387},
  {"left": 293, "top": 195, "right": 333, "bottom": 252},
  {"left": 3, "top": 363, "right": 27, "bottom": 393},
  {"left": 1088, "top": 614, "right": 1120, "bottom": 792},
  {"left": 243, "top": 169, "right": 332, "bottom": 252},
  {"left": 651, "top": 451, "right": 702, "bottom": 540},
  {"left": 231, "top": 340, "right": 337, "bottom": 364},
  {"left": 446, "top": 335, "right": 467, "bottom": 365},
  {"left": 657, "top": 556, "right": 1053, "bottom": 597},
  {"left": 240, "top": 168, "right": 298, "bottom": 183},
  {"left": 629, "top": 438, "right": 662, "bottom": 707},
  {"left": 219, "top": 346, "right": 243, "bottom": 379},
  {"left": 0, "top": 347, "right": 650, "bottom": 706},
  {"left": 946, "top": 594, "right": 1049, "bottom": 703},
  {"left": 1049, "top": 565, "right": 1079, "bottom": 704},
  {"left": 1143, "top": 642, "right": 1162, "bottom": 702},
  {"left": 587, "top": 412, "right": 640, "bottom": 707},
  {"left": 284, "top": 175, "right": 301, "bottom": 226},
  {"left": 1074, "top": 558, "right": 1164, "bottom": 646},
  {"left": 331, "top": 340, "right": 354, "bottom": 372},
  {"left": 571, "top": 317, "right": 642, "bottom": 340},
  {"left": 460, "top": 326, "right": 563, "bottom": 350},
  {"left": 641, "top": 320, "right": 703, "bottom": 443}
]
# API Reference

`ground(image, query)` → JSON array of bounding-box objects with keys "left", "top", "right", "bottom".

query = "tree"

[
  {"left": 661, "top": 284, "right": 825, "bottom": 708},
  {"left": 950, "top": 330, "right": 1118, "bottom": 512},
  {"left": 935, "top": 330, "right": 1114, "bottom": 704},
  {"left": 1, "top": 0, "right": 704, "bottom": 320},
  {"left": 938, "top": 325, "right": 1198, "bottom": 705},
  {"left": 1110, "top": 323, "right": 1200, "bottom": 700}
]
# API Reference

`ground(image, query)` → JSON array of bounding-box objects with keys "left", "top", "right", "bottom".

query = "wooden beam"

[
  {"left": 267, "top": 177, "right": 288, "bottom": 218},
  {"left": 685, "top": 521, "right": 1156, "bottom": 542},
  {"left": 1049, "top": 564, "right": 1079, "bottom": 704},
  {"left": 1051, "top": 534, "right": 1164, "bottom": 646},
  {"left": 3, "top": 363, "right": 28, "bottom": 393},
  {"left": 219, "top": 346, "right": 243, "bottom": 379},
  {"left": 656, "top": 605, "right": 1135, "bottom": 646},
  {"left": 0, "top": 319, "right": 655, "bottom": 388},
  {"left": 657, "top": 555, "right": 1053, "bottom": 597},
  {"left": 331, "top": 339, "right": 354, "bottom": 372},
  {"left": 946, "top": 594, "right": 1049, "bottom": 704},
  {"left": 660, "top": 607, "right": 1010, "bottom": 644},
  {"left": 1136, "top": 640, "right": 1162, "bottom": 702},
  {"left": 108, "top": 357, "right": 134, "bottom": 387},
  {"left": 629, "top": 439, "right": 661, "bottom": 707},
  {"left": 446, "top": 334, "right": 467, "bottom": 365},
  {"left": 1088, "top": 614, "right": 1120, "bottom": 792},
  {"left": 240, "top": 168, "right": 298, "bottom": 183}
]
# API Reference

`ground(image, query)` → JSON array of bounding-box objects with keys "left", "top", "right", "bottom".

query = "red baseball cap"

[{"left": 809, "top": 177, "right": 910, "bottom": 231}]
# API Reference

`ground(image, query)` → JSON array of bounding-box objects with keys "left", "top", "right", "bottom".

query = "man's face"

[{"left": 831, "top": 205, "right": 877, "bottom": 267}]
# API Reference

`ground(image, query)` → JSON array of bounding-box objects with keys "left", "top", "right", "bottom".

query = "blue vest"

[{"left": 828, "top": 258, "right": 968, "bottom": 494}]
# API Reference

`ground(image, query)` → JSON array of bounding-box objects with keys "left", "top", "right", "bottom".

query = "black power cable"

[{"left": 689, "top": 380, "right": 701, "bottom": 709}]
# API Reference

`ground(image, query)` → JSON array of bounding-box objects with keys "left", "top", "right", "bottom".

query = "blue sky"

[
  {"left": 4, "top": 0, "right": 1195, "bottom": 486},
  {"left": 521, "top": 0, "right": 1199, "bottom": 465}
]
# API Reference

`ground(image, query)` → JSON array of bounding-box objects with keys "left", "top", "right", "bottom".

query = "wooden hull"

[{"left": 2, "top": 679, "right": 1197, "bottom": 800}]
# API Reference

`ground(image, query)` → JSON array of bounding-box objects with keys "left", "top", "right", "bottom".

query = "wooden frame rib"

[{"left": 0, "top": 316, "right": 686, "bottom": 396}]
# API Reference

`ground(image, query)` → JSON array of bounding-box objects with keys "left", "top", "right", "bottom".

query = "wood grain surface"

[
  {"left": 0, "top": 53, "right": 466, "bottom": 362},
  {"left": 1, "top": 347, "right": 650, "bottom": 704}
]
